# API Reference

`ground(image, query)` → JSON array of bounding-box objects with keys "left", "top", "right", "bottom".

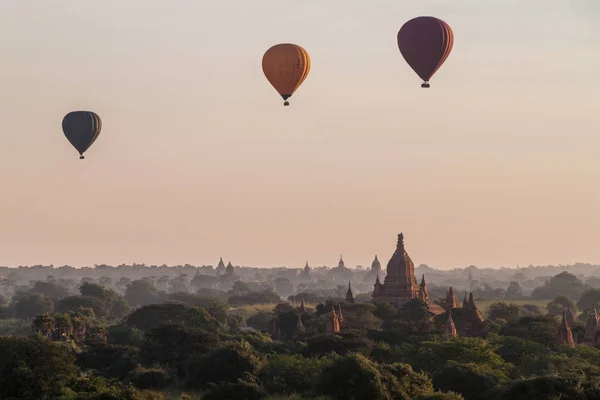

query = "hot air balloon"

[
  {"left": 397, "top": 17, "right": 454, "bottom": 88},
  {"left": 262, "top": 43, "right": 311, "bottom": 106},
  {"left": 62, "top": 111, "right": 102, "bottom": 159}
]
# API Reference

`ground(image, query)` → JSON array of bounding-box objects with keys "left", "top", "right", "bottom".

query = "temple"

[
  {"left": 444, "top": 310, "right": 457, "bottom": 338},
  {"left": 372, "top": 233, "right": 420, "bottom": 306},
  {"left": 445, "top": 287, "right": 457, "bottom": 310},
  {"left": 461, "top": 292, "right": 485, "bottom": 336},
  {"left": 345, "top": 282, "right": 355, "bottom": 303},
  {"left": 556, "top": 311, "right": 576, "bottom": 347}
]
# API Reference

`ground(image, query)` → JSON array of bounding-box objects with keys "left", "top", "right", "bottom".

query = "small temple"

[
  {"left": 326, "top": 306, "right": 341, "bottom": 335},
  {"left": 461, "top": 292, "right": 485, "bottom": 337},
  {"left": 345, "top": 282, "right": 355, "bottom": 303},
  {"left": 445, "top": 287, "right": 457, "bottom": 310},
  {"left": 556, "top": 311, "right": 576, "bottom": 347},
  {"left": 444, "top": 310, "right": 457, "bottom": 338},
  {"left": 215, "top": 257, "right": 226, "bottom": 276}
]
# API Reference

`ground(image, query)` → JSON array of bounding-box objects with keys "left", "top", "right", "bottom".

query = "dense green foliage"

[{"left": 2, "top": 269, "right": 600, "bottom": 399}]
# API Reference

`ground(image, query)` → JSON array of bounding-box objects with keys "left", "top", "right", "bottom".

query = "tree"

[
  {"left": 315, "top": 353, "right": 393, "bottom": 400},
  {"left": 170, "top": 275, "right": 189, "bottom": 293},
  {"left": 547, "top": 295, "right": 577, "bottom": 316},
  {"left": 183, "top": 342, "right": 263, "bottom": 390},
  {"left": 201, "top": 374, "right": 266, "bottom": 400},
  {"left": 487, "top": 302, "right": 521, "bottom": 323},
  {"left": 531, "top": 272, "right": 587, "bottom": 300},
  {"left": 501, "top": 316, "right": 559, "bottom": 346},
  {"left": 126, "top": 303, "right": 218, "bottom": 331},
  {"left": 258, "top": 354, "right": 331, "bottom": 395},
  {"left": 401, "top": 299, "right": 434, "bottom": 333},
  {"left": 141, "top": 324, "right": 220, "bottom": 377},
  {"left": 57, "top": 295, "right": 110, "bottom": 318},
  {"left": 29, "top": 281, "right": 70, "bottom": 301},
  {"left": 13, "top": 293, "right": 54, "bottom": 320},
  {"left": 0, "top": 335, "right": 76, "bottom": 399},
  {"left": 486, "top": 376, "right": 587, "bottom": 400},
  {"left": 504, "top": 282, "right": 523, "bottom": 300},
  {"left": 77, "top": 344, "right": 140, "bottom": 380},
  {"left": 232, "top": 280, "right": 251, "bottom": 294},
  {"left": 577, "top": 289, "right": 600, "bottom": 311},
  {"left": 80, "top": 282, "right": 111, "bottom": 301},
  {"left": 316, "top": 353, "right": 434, "bottom": 400},
  {"left": 397, "top": 337, "right": 510, "bottom": 376},
  {"left": 433, "top": 361, "right": 505, "bottom": 400},
  {"left": 124, "top": 279, "right": 159, "bottom": 307}
]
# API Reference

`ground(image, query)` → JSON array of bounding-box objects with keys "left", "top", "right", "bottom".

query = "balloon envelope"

[
  {"left": 62, "top": 111, "right": 102, "bottom": 159},
  {"left": 262, "top": 43, "right": 311, "bottom": 105},
  {"left": 397, "top": 17, "right": 454, "bottom": 86}
]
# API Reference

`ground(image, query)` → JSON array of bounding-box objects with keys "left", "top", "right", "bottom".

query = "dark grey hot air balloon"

[{"left": 62, "top": 111, "right": 102, "bottom": 159}]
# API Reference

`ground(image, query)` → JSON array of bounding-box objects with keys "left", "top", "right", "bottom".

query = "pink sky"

[{"left": 0, "top": 1, "right": 598, "bottom": 269}]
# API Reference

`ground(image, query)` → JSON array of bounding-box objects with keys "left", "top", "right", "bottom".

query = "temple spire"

[
  {"left": 444, "top": 310, "right": 457, "bottom": 338},
  {"left": 396, "top": 233, "right": 405, "bottom": 253},
  {"left": 446, "top": 287, "right": 456, "bottom": 310},
  {"left": 326, "top": 305, "right": 340, "bottom": 334},
  {"left": 557, "top": 311, "right": 575, "bottom": 347},
  {"left": 345, "top": 282, "right": 355, "bottom": 303},
  {"left": 299, "top": 298, "right": 306, "bottom": 313},
  {"left": 418, "top": 274, "right": 429, "bottom": 302},
  {"left": 296, "top": 314, "right": 305, "bottom": 332}
]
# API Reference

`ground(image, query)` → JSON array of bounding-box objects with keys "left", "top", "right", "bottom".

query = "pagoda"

[{"left": 372, "top": 233, "right": 420, "bottom": 306}]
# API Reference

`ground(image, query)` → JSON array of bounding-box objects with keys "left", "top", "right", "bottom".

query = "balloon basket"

[
  {"left": 421, "top": 83, "right": 430, "bottom": 88},
  {"left": 283, "top": 101, "right": 290, "bottom": 106},
  {"left": 79, "top": 155, "right": 85, "bottom": 159}
]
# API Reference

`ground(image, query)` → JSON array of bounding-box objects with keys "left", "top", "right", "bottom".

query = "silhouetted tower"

[
  {"left": 338, "top": 304, "right": 344, "bottom": 326},
  {"left": 338, "top": 255, "right": 346, "bottom": 269},
  {"left": 445, "top": 287, "right": 457, "bottom": 310},
  {"left": 461, "top": 293, "right": 484, "bottom": 337},
  {"left": 371, "top": 255, "right": 381, "bottom": 275},
  {"left": 300, "top": 261, "right": 311, "bottom": 281},
  {"left": 299, "top": 298, "right": 307, "bottom": 313},
  {"left": 418, "top": 274, "right": 429, "bottom": 302},
  {"left": 215, "top": 257, "right": 226, "bottom": 276},
  {"left": 225, "top": 262, "right": 235, "bottom": 276},
  {"left": 556, "top": 311, "right": 576, "bottom": 347},
  {"left": 296, "top": 314, "right": 305, "bottom": 332},
  {"left": 326, "top": 306, "right": 340, "bottom": 335},
  {"left": 444, "top": 310, "right": 457, "bottom": 338},
  {"left": 585, "top": 307, "right": 599, "bottom": 343},
  {"left": 345, "top": 282, "right": 355, "bottom": 303},
  {"left": 373, "top": 274, "right": 382, "bottom": 296}
]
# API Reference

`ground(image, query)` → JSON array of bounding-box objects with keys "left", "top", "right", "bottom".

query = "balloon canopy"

[
  {"left": 62, "top": 111, "right": 102, "bottom": 159},
  {"left": 262, "top": 43, "right": 311, "bottom": 106},
  {"left": 397, "top": 17, "right": 454, "bottom": 88}
]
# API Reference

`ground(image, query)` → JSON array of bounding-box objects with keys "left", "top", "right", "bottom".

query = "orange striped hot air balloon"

[
  {"left": 397, "top": 17, "right": 454, "bottom": 88},
  {"left": 262, "top": 43, "right": 311, "bottom": 106}
]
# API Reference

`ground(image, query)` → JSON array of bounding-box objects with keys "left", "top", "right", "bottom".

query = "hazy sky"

[{"left": 0, "top": 1, "right": 598, "bottom": 269}]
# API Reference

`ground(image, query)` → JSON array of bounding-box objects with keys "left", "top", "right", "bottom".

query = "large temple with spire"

[{"left": 372, "top": 233, "right": 422, "bottom": 306}]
